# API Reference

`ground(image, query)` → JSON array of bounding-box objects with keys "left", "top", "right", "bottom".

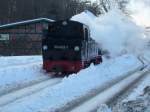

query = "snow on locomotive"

[{"left": 42, "top": 20, "right": 102, "bottom": 75}]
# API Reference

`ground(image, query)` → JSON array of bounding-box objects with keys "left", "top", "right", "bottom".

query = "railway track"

[
  {"left": 0, "top": 62, "right": 46, "bottom": 96},
  {"left": 0, "top": 55, "right": 149, "bottom": 112},
  {"left": 57, "top": 67, "right": 150, "bottom": 112},
  {"left": 0, "top": 67, "right": 144, "bottom": 112},
  {"left": 0, "top": 77, "right": 62, "bottom": 107},
  {"left": 0, "top": 75, "right": 50, "bottom": 96},
  {"left": 111, "top": 72, "right": 150, "bottom": 112}
]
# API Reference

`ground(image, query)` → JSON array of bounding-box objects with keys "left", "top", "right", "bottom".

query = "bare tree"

[
  {"left": 98, "top": 0, "right": 111, "bottom": 13},
  {"left": 0, "top": 0, "right": 101, "bottom": 24},
  {"left": 117, "top": 0, "right": 128, "bottom": 13}
]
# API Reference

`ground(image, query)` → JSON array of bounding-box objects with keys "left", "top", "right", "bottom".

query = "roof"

[{"left": 0, "top": 18, "right": 54, "bottom": 29}]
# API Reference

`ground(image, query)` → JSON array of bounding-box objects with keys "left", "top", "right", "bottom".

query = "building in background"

[{"left": 0, "top": 18, "right": 53, "bottom": 56}]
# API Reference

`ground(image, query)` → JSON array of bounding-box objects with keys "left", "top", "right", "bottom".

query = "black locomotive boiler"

[{"left": 42, "top": 20, "right": 102, "bottom": 75}]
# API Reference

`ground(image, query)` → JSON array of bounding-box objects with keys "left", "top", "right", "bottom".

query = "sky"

[
  {"left": 127, "top": 0, "right": 150, "bottom": 27},
  {"left": 89, "top": 0, "right": 150, "bottom": 27}
]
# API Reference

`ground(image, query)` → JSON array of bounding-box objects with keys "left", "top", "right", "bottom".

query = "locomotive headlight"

[
  {"left": 43, "top": 45, "right": 48, "bottom": 50},
  {"left": 62, "top": 21, "right": 67, "bottom": 26},
  {"left": 74, "top": 46, "right": 80, "bottom": 51}
]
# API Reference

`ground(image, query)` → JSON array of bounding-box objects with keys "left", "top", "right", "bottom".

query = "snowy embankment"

[
  {"left": 0, "top": 56, "right": 42, "bottom": 68},
  {"left": 0, "top": 54, "right": 143, "bottom": 112},
  {"left": 0, "top": 56, "right": 49, "bottom": 96}
]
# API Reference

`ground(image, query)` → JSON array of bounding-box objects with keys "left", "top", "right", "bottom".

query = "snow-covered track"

[
  {"left": 0, "top": 75, "right": 50, "bottom": 96},
  {"left": 53, "top": 66, "right": 143, "bottom": 112},
  {"left": 138, "top": 54, "right": 150, "bottom": 66},
  {"left": 0, "top": 78, "right": 62, "bottom": 107},
  {"left": 69, "top": 68, "right": 150, "bottom": 112}
]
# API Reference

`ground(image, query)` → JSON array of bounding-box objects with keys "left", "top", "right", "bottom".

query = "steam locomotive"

[{"left": 42, "top": 20, "right": 102, "bottom": 75}]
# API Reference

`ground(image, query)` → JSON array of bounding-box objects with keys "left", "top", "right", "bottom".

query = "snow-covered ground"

[
  {"left": 0, "top": 56, "right": 42, "bottom": 68},
  {"left": 112, "top": 73, "right": 150, "bottom": 112},
  {"left": 0, "top": 54, "right": 143, "bottom": 112},
  {"left": 125, "top": 74, "right": 150, "bottom": 102},
  {"left": 0, "top": 56, "right": 49, "bottom": 96},
  {"left": 108, "top": 53, "right": 150, "bottom": 112},
  {"left": 115, "top": 52, "right": 150, "bottom": 112}
]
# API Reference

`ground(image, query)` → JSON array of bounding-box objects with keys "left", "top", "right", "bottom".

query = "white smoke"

[
  {"left": 71, "top": 10, "right": 148, "bottom": 58},
  {"left": 127, "top": 0, "right": 150, "bottom": 27}
]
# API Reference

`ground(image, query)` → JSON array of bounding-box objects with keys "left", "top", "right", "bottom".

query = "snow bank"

[
  {"left": 0, "top": 56, "right": 42, "bottom": 68},
  {"left": 0, "top": 54, "right": 143, "bottom": 112},
  {"left": 0, "top": 63, "right": 43, "bottom": 87},
  {"left": 71, "top": 10, "right": 148, "bottom": 57},
  {"left": 0, "top": 56, "right": 48, "bottom": 96}
]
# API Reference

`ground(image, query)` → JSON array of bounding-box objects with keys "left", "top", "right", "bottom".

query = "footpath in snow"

[{"left": 0, "top": 54, "right": 143, "bottom": 112}]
